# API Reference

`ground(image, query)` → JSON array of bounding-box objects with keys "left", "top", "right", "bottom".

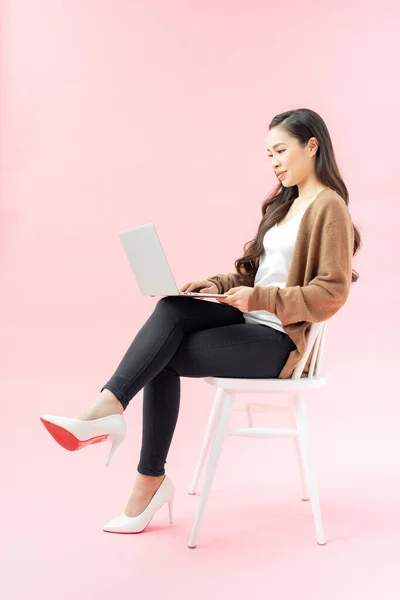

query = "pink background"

[{"left": 1, "top": 1, "right": 399, "bottom": 598}]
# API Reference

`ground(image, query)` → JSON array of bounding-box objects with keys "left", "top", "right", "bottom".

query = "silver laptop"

[{"left": 118, "top": 223, "right": 228, "bottom": 298}]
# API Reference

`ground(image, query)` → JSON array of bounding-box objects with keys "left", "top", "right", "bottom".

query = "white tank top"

[{"left": 242, "top": 209, "right": 307, "bottom": 332}]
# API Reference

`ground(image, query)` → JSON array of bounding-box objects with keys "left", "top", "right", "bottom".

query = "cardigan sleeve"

[
  {"left": 247, "top": 218, "right": 354, "bottom": 324},
  {"left": 206, "top": 271, "right": 255, "bottom": 294}
]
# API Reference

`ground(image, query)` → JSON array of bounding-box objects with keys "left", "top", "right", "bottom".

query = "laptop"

[{"left": 118, "top": 223, "right": 228, "bottom": 298}]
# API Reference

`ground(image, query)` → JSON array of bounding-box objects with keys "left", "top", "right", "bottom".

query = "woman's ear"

[{"left": 308, "top": 137, "right": 319, "bottom": 156}]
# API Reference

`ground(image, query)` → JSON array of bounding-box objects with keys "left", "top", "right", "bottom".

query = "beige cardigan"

[{"left": 207, "top": 189, "right": 355, "bottom": 379}]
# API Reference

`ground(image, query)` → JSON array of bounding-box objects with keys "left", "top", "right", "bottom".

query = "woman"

[{"left": 40, "top": 108, "right": 361, "bottom": 534}]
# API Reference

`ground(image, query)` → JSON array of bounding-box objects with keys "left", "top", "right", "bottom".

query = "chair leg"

[
  {"left": 290, "top": 405, "right": 309, "bottom": 501},
  {"left": 188, "top": 388, "right": 224, "bottom": 495},
  {"left": 293, "top": 394, "right": 326, "bottom": 545},
  {"left": 188, "top": 391, "right": 234, "bottom": 549}
]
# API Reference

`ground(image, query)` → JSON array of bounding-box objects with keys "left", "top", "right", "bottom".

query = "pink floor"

[{"left": 2, "top": 347, "right": 399, "bottom": 599}]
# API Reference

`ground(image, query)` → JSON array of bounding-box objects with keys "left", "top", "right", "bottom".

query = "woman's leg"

[
  {"left": 137, "top": 313, "right": 296, "bottom": 478},
  {"left": 77, "top": 296, "right": 244, "bottom": 421},
  {"left": 102, "top": 296, "right": 247, "bottom": 407},
  {"left": 81, "top": 296, "right": 246, "bottom": 515},
  {"left": 80, "top": 296, "right": 295, "bottom": 516},
  {"left": 126, "top": 313, "right": 295, "bottom": 517},
  {"left": 79, "top": 295, "right": 246, "bottom": 422}
]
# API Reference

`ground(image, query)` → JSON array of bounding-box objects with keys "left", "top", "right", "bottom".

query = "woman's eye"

[{"left": 267, "top": 150, "right": 285, "bottom": 158}]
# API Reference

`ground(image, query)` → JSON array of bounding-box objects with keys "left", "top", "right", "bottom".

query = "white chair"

[{"left": 187, "top": 321, "right": 328, "bottom": 549}]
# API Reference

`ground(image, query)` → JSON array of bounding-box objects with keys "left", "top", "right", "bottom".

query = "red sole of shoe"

[{"left": 40, "top": 418, "right": 109, "bottom": 451}]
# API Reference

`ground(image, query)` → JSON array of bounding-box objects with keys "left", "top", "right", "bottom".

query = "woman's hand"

[
  {"left": 179, "top": 280, "right": 219, "bottom": 294},
  {"left": 217, "top": 286, "right": 253, "bottom": 312}
]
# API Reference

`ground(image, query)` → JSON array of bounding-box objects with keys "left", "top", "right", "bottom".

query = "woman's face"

[{"left": 266, "top": 126, "right": 318, "bottom": 188}]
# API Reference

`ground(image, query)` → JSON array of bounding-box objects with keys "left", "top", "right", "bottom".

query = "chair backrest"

[{"left": 290, "top": 321, "right": 328, "bottom": 379}]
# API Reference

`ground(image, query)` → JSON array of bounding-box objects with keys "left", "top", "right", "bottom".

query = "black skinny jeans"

[{"left": 101, "top": 296, "right": 296, "bottom": 477}]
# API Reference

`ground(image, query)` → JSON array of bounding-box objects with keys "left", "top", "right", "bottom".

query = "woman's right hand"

[{"left": 179, "top": 279, "right": 219, "bottom": 294}]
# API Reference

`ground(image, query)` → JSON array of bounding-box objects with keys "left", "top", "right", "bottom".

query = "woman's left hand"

[{"left": 217, "top": 286, "right": 253, "bottom": 312}]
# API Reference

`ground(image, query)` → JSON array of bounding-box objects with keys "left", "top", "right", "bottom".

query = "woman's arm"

[
  {"left": 247, "top": 218, "right": 354, "bottom": 324},
  {"left": 206, "top": 271, "right": 255, "bottom": 294}
]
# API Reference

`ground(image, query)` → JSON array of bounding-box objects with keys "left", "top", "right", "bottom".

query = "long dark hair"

[{"left": 234, "top": 108, "right": 361, "bottom": 283}]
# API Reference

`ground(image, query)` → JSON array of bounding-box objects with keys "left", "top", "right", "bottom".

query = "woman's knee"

[
  {"left": 156, "top": 296, "right": 179, "bottom": 311},
  {"left": 156, "top": 296, "right": 177, "bottom": 306},
  {"left": 154, "top": 295, "right": 202, "bottom": 326},
  {"left": 156, "top": 296, "right": 191, "bottom": 310}
]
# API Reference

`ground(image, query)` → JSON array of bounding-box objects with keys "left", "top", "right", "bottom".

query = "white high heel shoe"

[
  {"left": 103, "top": 475, "right": 175, "bottom": 534},
  {"left": 40, "top": 413, "right": 126, "bottom": 467}
]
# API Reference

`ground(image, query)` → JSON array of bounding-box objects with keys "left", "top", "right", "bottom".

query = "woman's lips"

[{"left": 277, "top": 171, "right": 287, "bottom": 180}]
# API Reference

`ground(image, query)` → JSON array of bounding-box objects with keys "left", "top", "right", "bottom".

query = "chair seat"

[{"left": 203, "top": 375, "right": 327, "bottom": 392}]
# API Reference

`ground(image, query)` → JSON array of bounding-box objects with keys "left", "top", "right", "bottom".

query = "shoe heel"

[
  {"left": 105, "top": 434, "right": 124, "bottom": 467},
  {"left": 168, "top": 494, "right": 174, "bottom": 524}
]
